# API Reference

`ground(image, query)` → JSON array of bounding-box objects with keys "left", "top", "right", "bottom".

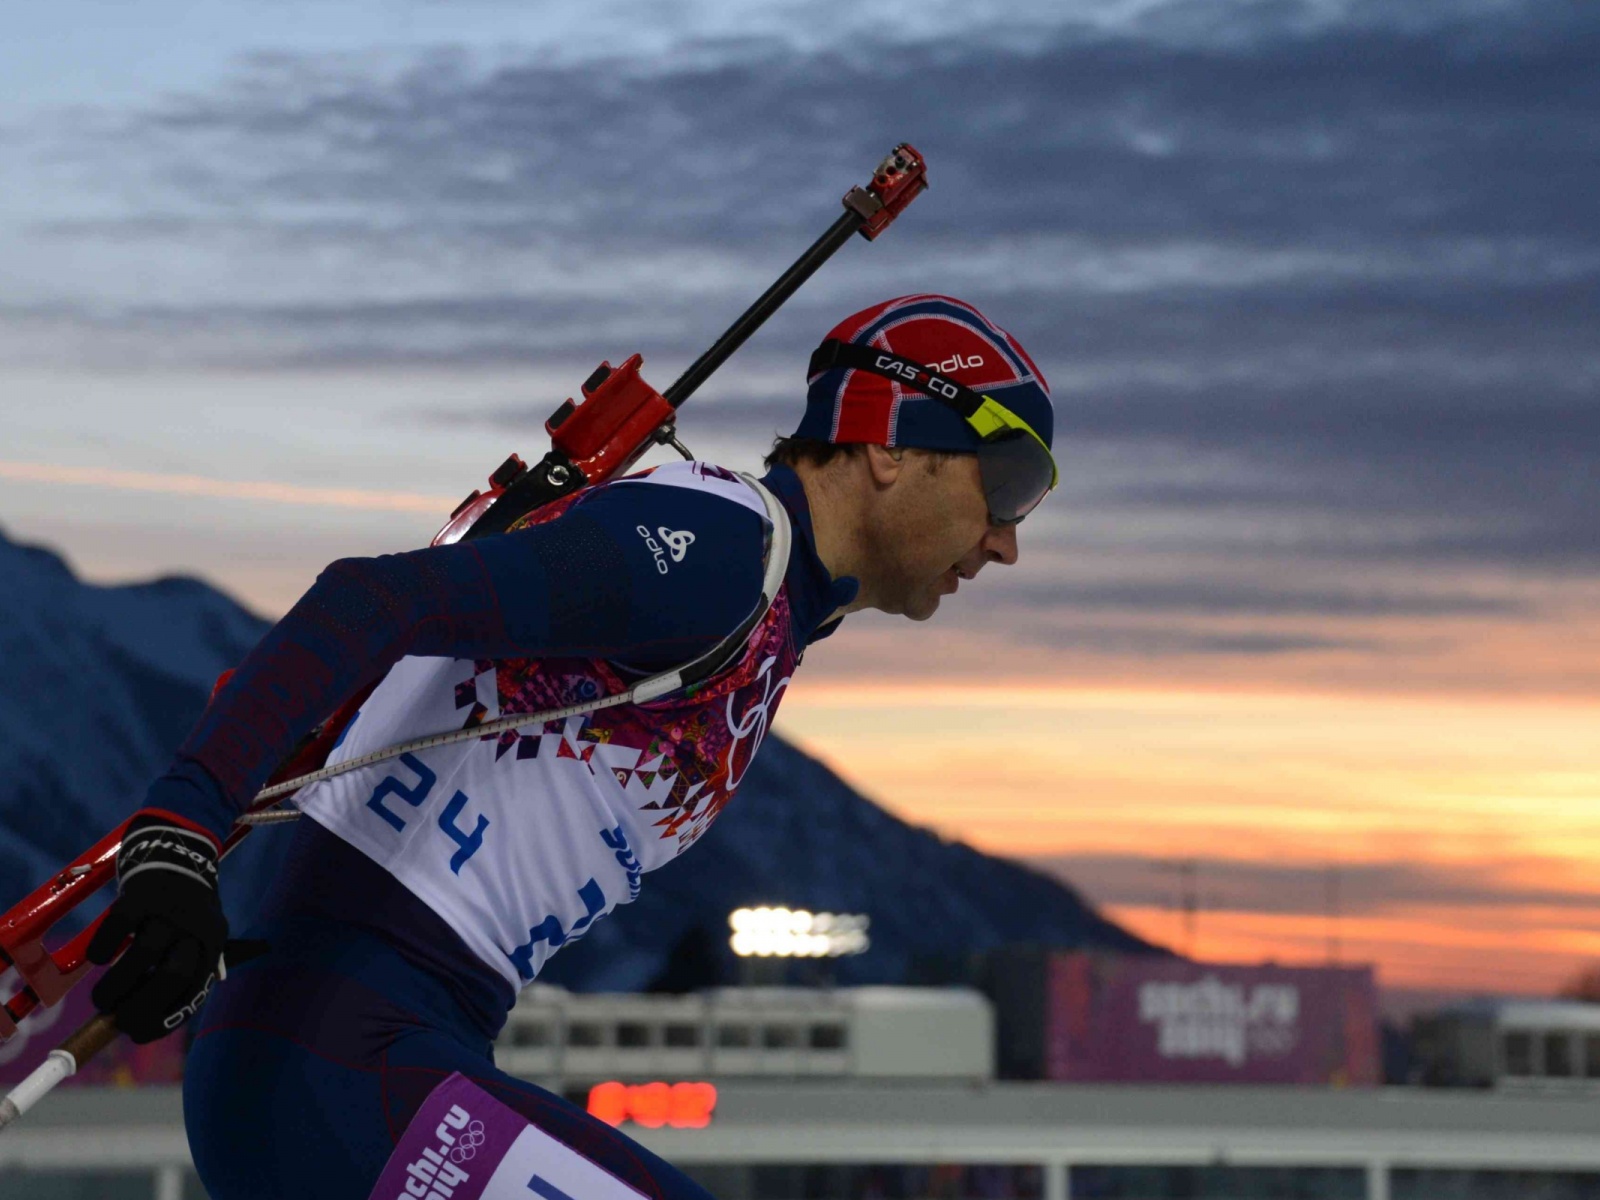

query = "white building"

[
  {"left": 1412, "top": 998, "right": 1600, "bottom": 1091},
  {"left": 5, "top": 988, "right": 1600, "bottom": 1198},
  {"left": 494, "top": 985, "right": 995, "bottom": 1086},
  {"left": 5, "top": 1079, "right": 1600, "bottom": 1199}
]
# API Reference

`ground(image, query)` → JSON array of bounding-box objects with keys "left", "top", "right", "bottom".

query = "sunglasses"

[{"left": 808, "top": 340, "right": 1059, "bottom": 524}]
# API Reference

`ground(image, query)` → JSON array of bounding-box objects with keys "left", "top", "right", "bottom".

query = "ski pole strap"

[{"left": 243, "top": 474, "right": 791, "bottom": 817}]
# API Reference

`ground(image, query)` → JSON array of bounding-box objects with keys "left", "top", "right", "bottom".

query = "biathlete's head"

[{"left": 767, "top": 293, "right": 1056, "bottom": 622}]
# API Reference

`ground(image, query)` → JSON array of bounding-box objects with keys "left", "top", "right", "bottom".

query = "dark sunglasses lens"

[{"left": 978, "top": 431, "right": 1054, "bottom": 523}]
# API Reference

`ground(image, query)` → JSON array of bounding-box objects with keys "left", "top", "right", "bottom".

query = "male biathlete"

[{"left": 85, "top": 294, "right": 1057, "bottom": 1199}]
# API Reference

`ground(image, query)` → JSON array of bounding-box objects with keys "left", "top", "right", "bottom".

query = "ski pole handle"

[
  {"left": 0, "top": 1012, "right": 116, "bottom": 1132},
  {"left": 0, "top": 934, "right": 267, "bottom": 1135},
  {"left": 59, "top": 1010, "right": 119, "bottom": 1066}
]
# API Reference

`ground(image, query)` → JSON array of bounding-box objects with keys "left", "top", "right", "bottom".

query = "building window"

[
  {"left": 664, "top": 1023, "right": 701, "bottom": 1048},
  {"left": 567, "top": 1022, "right": 605, "bottom": 1048},
  {"left": 1585, "top": 1035, "right": 1600, "bottom": 1078},
  {"left": 0, "top": 1171, "right": 156, "bottom": 1199},
  {"left": 1071, "top": 1165, "right": 1365, "bottom": 1198},
  {"left": 1393, "top": 1170, "right": 1600, "bottom": 1200},
  {"left": 617, "top": 1022, "right": 652, "bottom": 1049},
  {"left": 685, "top": 1163, "right": 1045, "bottom": 1200},
  {"left": 762, "top": 1024, "right": 799, "bottom": 1049},
  {"left": 1543, "top": 1032, "right": 1573, "bottom": 1077},
  {"left": 510, "top": 1022, "right": 551, "bottom": 1047},
  {"left": 1501, "top": 1031, "right": 1533, "bottom": 1076},
  {"left": 809, "top": 1023, "right": 847, "bottom": 1050},
  {"left": 716, "top": 1024, "right": 753, "bottom": 1049}
]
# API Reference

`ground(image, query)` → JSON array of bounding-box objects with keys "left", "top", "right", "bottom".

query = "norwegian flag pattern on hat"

[{"left": 795, "top": 294, "right": 1053, "bottom": 452}]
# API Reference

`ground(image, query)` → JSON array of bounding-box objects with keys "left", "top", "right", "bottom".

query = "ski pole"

[
  {"left": 0, "top": 1013, "right": 116, "bottom": 1131},
  {"left": 0, "top": 916, "right": 265, "bottom": 1133}
]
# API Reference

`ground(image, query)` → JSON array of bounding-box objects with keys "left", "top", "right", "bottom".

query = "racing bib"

[
  {"left": 368, "top": 1073, "right": 650, "bottom": 1200},
  {"left": 294, "top": 462, "right": 800, "bottom": 990}
]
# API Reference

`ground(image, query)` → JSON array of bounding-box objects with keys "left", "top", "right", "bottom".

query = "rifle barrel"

[{"left": 663, "top": 210, "right": 861, "bottom": 409}]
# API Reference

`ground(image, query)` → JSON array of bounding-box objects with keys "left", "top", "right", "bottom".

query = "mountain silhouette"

[{"left": 0, "top": 526, "right": 1152, "bottom": 988}]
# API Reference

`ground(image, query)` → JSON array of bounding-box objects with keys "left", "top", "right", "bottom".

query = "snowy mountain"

[
  {"left": 0, "top": 531, "right": 280, "bottom": 927},
  {"left": 545, "top": 730, "right": 1159, "bottom": 990},
  {"left": 0, "top": 526, "right": 1152, "bottom": 987}
]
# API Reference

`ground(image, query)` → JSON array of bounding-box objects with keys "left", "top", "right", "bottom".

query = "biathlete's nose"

[{"left": 983, "top": 522, "right": 1019, "bottom": 566}]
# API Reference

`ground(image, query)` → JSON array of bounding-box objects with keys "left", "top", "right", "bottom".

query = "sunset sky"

[{"left": 2, "top": 0, "right": 1596, "bottom": 998}]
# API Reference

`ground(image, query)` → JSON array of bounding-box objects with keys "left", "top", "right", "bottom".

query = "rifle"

[{"left": 0, "top": 144, "right": 926, "bottom": 1130}]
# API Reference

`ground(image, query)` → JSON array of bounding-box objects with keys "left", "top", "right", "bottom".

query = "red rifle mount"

[{"left": 0, "top": 142, "right": 928, "bottom": 1043}]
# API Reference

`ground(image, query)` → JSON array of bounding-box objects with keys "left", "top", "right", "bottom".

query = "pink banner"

[{"left": 1046, "top": 954, "right": 1379, "bottom": 1085}]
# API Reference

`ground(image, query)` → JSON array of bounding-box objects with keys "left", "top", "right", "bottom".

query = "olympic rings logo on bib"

[{"left": 448, "top": 1119, "right": 487, "bottom": 1163}]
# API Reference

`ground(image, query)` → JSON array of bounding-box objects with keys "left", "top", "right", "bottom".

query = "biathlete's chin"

[{"left": 903, "top": 574, "right": 957, "bottom": 622}]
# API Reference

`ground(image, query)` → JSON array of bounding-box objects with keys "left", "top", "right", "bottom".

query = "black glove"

[{"left": 87, "top": 816, "right": 228, "bottom": 1044}]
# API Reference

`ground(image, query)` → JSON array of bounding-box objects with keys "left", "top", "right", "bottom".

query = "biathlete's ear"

[{"left": 863, "top": 443, "right": 906, "bottom": 487}]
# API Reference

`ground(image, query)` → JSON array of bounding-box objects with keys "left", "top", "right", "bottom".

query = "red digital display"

[{"left": 586, "top": 1081, "right": 718, "bottom": 1129}]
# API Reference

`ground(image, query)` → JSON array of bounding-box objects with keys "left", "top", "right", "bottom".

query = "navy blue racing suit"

[{"left": 144, "top": 465, "right": 854, "bottom": 1200}]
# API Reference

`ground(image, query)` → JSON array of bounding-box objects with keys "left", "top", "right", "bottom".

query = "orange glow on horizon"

[
  {"left": 9, "top": 456, "right": 1599, "bottom": 1000},
  {"left": 1105, "top": 904, "right": 1600, "bottom": 994},
  {"left": 0, "top": 460, "right": 453, "bottom": 513},
  {"left": 774, "top": 679, "right": 1600, "bottom": 996}
]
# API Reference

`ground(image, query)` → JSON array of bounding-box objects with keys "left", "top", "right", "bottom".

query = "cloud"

[
  {"left": 1035, "top": 851, "right": 1600, "bottom": 918},
  {"left": 3, "top": 0, "right": 1596, "bottom": 600},
  {"left": 0, "top": 460, "right": 453, "bottom": 512},
  {"left": 992, "top": 579, "right": 1529, "bottom": 618},
  {"left": 25, "top": 3, "right": 1599, "bottom": 263},
  {"left": 1020, "top": 623, "right": 1387, "bottom": 657}
]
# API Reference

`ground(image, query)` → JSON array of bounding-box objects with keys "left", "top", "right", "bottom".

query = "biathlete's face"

[{"left": 868, "top": 448, "right": 1020, "bottom": 622}]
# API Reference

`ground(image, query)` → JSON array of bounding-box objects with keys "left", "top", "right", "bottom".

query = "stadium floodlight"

[{"left": 728, "top": 907, "right": 870, "bottom": 958}]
